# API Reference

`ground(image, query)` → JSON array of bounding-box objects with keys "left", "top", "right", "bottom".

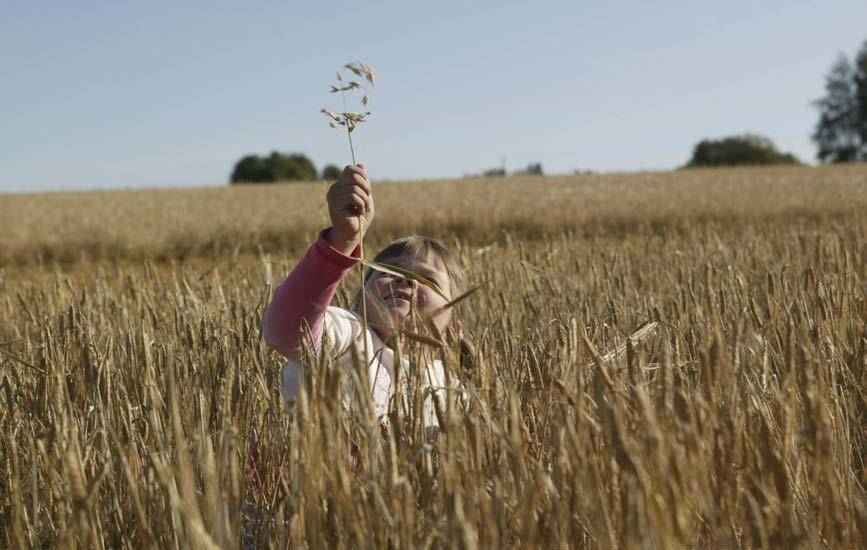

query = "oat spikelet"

[
  {"left": 321, "top": 61, "right": 376, "bottom": 157},
  {"left": 361, "top": 63, "right": 376, "bottom": 85},
  {"left": 345, "top": 62, "right": 363, "bottom": 76}
]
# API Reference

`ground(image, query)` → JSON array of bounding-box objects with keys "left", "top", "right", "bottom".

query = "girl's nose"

[{"left": 394, "top": 275, "right": 416, "bottom": 287}]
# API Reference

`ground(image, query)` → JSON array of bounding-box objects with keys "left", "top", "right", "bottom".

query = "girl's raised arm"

[
  {"left": 261, "top": 230, "right": 360, "bottom": 358},
  {"left": 262, "top": 164, "right": 373, "bottom": 359}
]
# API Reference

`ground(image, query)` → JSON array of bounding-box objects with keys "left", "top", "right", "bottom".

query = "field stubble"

[{"left": 1, "top": 165, "right": 866, "bottom": 547}]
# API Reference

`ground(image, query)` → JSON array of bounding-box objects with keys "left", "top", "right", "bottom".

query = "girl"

[{"left": 262, "top": 164, "right": 467, "bottom": 428}]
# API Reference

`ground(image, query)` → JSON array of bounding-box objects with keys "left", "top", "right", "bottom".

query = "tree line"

[
  {"left": 231, "top": 40, "right": 867, "bottom": 184},
  {"left": 685, "top": 40, "right": 867, "bottom": 167}
]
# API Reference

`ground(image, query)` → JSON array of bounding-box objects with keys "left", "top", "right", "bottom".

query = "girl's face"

[{"left": 365, "top": 253, "right": 453, "bottom": 336}]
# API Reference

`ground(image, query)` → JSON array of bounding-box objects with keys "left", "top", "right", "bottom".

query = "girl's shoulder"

[
  {"left": 325, "top": 305, "right": 362, "bottom": 324},
  {"left": 323, "top": 306, "right": 362, "bottom": 341}
]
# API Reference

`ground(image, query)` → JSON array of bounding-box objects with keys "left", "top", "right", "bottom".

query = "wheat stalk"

[{"left": 4, "top": 162, "right": 865, "bottom": 547}]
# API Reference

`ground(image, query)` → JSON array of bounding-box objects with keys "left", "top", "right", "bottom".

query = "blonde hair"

[{"left": 365, "top": 236, "right": 465, "bottom": 295}]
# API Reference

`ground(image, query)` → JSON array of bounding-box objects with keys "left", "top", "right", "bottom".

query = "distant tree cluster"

[
  {"left": 230, "top": 152, "right": 341, "bottom": 184},
  {"left": 482, "top": 167, "right": 507, "bottom": 177},
  {"left": 522, "top": 162, "right": 544, "bottom": 176},
  {"left": 685, "top": 134, "right": 800, "bottom": 168},
  {"left": 812, "top": 40, "right": 867, "bottom": 163},
  {"left": 476, "top": 162, "right": 543, "bottom": 178},
  {"left": 321, "top": 164, "right": 341, "bottom": 180}
]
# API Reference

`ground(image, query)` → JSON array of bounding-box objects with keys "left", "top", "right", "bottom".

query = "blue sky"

[{"left": 2, "top": 1, "right": 865, "bottom": 193}]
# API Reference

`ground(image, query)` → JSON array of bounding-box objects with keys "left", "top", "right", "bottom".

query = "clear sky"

[{"left": 2, "top": 1, "right": 865, "bottom": 193}]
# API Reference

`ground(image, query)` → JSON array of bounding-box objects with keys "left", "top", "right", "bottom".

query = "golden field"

[
  {"left": 1, "top": 164, "right": 866, "bottom": 548},
  {"left": 2, "top": 164, "right": 865, "bottom": 268}
]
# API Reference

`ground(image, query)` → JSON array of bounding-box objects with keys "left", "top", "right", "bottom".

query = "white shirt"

[{"left": 281, "top": 306, "right": 459, "bottom": 428}]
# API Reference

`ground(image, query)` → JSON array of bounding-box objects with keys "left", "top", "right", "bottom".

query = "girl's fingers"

[
  {"left": 330, "top": 178, "right": 369, "bottom": 194},
  {"left": 346, "top": 193, "right": 366, "bottom": 215},
  {"left": 349, "top": 172, "right": 371, "bottom": 192},
  {"left": 343, "top": 164, "right": 368, "bottom": 179},
  {"left": 343, "top": 165, "right": 369, "bottom": 187},
  {"left": 346, "top": 187, "right": 373, "bottom": 212},
  {"left": 339, "top": 179, "right": 371, "bottom": 197},
  {"left": 330, "top": 165, "right": 372, "bottom": 216},
  {"left": 338, "top": 184, "right": 371, "bottom": 205},
  {"left": 357, "top": 190, "right": 374, "bottom": 214},
  {"left": 328, "top": 182, "right": 370, "bottom": 207},
  {"left": 329, "top": 176, "right": 370, "bottom": 194}
]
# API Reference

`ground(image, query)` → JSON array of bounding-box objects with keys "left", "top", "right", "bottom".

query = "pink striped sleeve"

[{"left": 262, "top": 229, "right": 361, "bottom": 358}]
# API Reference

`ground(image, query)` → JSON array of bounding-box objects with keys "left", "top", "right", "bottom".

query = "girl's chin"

[
  {"left": 385, "top": 308, "right": 410, "bottom": 324},
  {"left": 383, "top": 297, "right": 411, "bottom": 313},
  {"left": 367, "top": 305, "right": 410, "bottom": 328}
]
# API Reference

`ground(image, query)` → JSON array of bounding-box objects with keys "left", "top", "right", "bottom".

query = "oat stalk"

[{"left": 323, "top": 62, "right": 376, "bottom": 364}]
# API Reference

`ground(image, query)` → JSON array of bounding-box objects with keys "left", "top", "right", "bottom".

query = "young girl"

[{"left": 262, "top": 164, "right": 467, "bottom": 428}]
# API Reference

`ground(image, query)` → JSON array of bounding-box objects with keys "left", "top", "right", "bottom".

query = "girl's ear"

[{"left": 455, "top": 319, "right": 465, "bottom": 342}]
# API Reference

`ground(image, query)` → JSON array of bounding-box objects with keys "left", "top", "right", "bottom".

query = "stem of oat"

[
  {"left": 347, "top": 128, "right": 357, "bottom": 166},
  {"left": 341, "top": 86, "right": 368, "bottom": 369},
  {"left": 358, "top": 214, "right": 369, "bottom": 369}
]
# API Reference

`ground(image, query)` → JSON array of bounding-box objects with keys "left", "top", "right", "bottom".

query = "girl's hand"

[{"left": 326, "top": 164, "right": 374, "bottom": 254}]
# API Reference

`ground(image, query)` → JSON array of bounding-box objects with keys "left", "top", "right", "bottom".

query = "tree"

[
  {"left": 482, "top": 167, "right": 506, "bottom": 177},
  {"left": 322, "top": 164, "right": 341, "bottom": 180},
  {"left": 230, "top": 151, "right": 318, "bottom": 184},
  {"left": 812, "top": 54, "right": 863, "bottom": 163},
  {"left": 267, "top": 152, "right": 317, "bottom": 181},
  {"left": 524, "top": 162, "right": 544, "bottom": 176},
  {"left": 685, "top": 134, "right": 800, "bottom": 167},
  {"left": 855, "top": 41, "right": 867, "bottom": 151},
  {"left": 230, "top": 155, "right": 269, "bottom": 183}
]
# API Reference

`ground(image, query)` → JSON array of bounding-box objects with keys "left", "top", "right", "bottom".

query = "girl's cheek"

[
  {"left": 368, "top": 277, "right": 387, "bottom": 292},
  {"left": 417, "top": 289, "right": 438, "bottom": 308}
]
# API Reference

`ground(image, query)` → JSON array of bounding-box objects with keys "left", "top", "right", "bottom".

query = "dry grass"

[{"left": 1, "top": 164, "right": 866, "bottom": 547}]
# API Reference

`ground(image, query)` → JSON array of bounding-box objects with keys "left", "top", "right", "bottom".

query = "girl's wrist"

[{"left": 325, "top": 228, "right": 359, "bottom": 255}]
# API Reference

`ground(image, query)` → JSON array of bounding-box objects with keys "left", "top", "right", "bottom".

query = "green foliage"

[
  {"left": 524, "top": 162, "right": 544, "bottom": 176},
  {"left": 482, "top": 167, "right": 506, "bottom": 177},
  {"left": 685, "top": 134, "right": 800, "bottom": 168},
  {"left": 230, "top": 155, "right": 269, "bottom": 183},
  {"left": 230, "top": 151, "right": 318, "bottom": 184},
  {"left": 480, "top": 163, "right": 542, "bottom": 178},
  {"left": 855, "top": 42, "right": 867, "bottom": 152},
  {"left": 813, "top": 41, "right": 867, "bottom": 163},
  {"left": 322, "top": 164, "right": 341, "bottom": 180}
]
